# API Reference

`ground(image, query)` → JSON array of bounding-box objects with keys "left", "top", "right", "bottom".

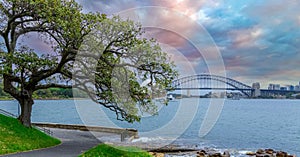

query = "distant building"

[
  {"left": 287, "top": 85, "right": 295, "bottom": 91},
  {"left": 268, "top": 84, "right": 280, "bottom": 90},
  {"left": 295, "top": 85, "right": 300, "bottom": 91},
  {"left": 274, "top": 84, "right": 280, "bottom": 90},
  {"left": 280, "top": 87, "right": 287, "bottom": 91},
  {"left": 268, "top": 84, "right": 274, "bottom": 90}
]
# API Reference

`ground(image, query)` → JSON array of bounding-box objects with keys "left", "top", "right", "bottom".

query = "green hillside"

[{"left": 0, "top": 114, "right": 61, "bottom": 155}]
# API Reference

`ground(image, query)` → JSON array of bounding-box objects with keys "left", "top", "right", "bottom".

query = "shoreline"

[
  {"left": 103, "top": 141, "right": 298, "bottom": 157},
  {"left": 147, "top": 147, "right": 298, "bottom": 157},
  {"left": 127, "top": 144, "right": 298, "bottom": 157},
  {"left": 148, "top": 148, "right": 297, "bottom": 157},
  {"left": 0, "top": 98, "right": 89, "bottom": 101},
  {"left": 1, "top": 97, "right": 300, "bottom": 101}
]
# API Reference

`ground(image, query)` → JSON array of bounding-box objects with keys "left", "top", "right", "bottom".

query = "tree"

[{"left": 0, "top": 0, "right": 177, "bottom": 127}]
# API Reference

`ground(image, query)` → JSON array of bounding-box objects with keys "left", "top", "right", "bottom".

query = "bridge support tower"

[
  {"left": 252, "top": 89, "right": 261, "bottom": 97},
  {"left": 187, "top": 90, "right": 191, "bottom": 97}
]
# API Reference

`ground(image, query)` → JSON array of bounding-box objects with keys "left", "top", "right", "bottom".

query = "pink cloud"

[
  {"left": 229, "top": 26, "right": 264, "bottom": 49},
  {"left": 141, "top": 9, "right": 201, "bottom": 47},
  {"left": 116, "top": 1, "right": 217, "bottom": 48},
  {"left": 151, "top": 0, "right": 206, "bottom": 17},
  {"left": 144, "top": 28, "right": 188, "bottom": 48}
]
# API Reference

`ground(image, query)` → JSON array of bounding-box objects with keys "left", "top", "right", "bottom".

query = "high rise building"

[
  {"left": 268, "top": 84, "right": 280, "bottom": 90},
  {"left": 268, "top": 84, "right": 274, "bottom": 90}
]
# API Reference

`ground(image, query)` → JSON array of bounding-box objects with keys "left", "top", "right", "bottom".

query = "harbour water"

[{"left": 0, "top": 98, "right": 299, "bottom": 155}]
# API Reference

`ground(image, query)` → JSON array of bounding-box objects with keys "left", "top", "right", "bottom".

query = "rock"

[
  {"left": 149, "top": 152, "right": 156, "bottom": 156},
  {"left": 256, "top": 153, "right": 274, "bottom": 157},
  {"left": 222, "top": 151, "right": 230, "bottom": 157},
  {"left": 263, "top": 154, "right": 273, "bottom": 157},
  {"left": 257, "top": 149, "right": 265, "bottom": 154},
  {"left": 149, "top": 152, "right": 164, "bottom": 157},
  {"left": 197, "top": 151, "right": 206, "bottom": 157},
  {"left": 276, "top": 151, "right": 288, "bottom": 157},
  {"left": 246, "top": 151, "right": 256, "bottom": 156},
  {"left": 209, "top": 152, "right": 222, "bottom": 157},
  {"left": 103, "top": 142, "right": 113, "bottom": 145},
  {"left": 265, "top": 149, "right": 274, "bottom": 154},
  {"left": 256, "top": 154, "right": 263, "bottom": 157},
  {"left": 198, "top": 149, "right": 207, "bottom": 154}
]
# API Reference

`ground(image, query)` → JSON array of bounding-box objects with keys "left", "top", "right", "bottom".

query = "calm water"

[{"left": 0, "top": 98, "right": 299, "bottom": 155}]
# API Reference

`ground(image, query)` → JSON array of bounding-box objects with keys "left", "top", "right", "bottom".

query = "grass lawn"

[
  {"left": 79, "top": 144, "right": 153, "bottom": 157},
  {"left": 0, "top": 114, "right": 61, "bottom": 155}
]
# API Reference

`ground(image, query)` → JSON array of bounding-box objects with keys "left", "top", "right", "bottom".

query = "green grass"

[
  {"left": 0, "top": 114, "right": 61, "bottom": 155},
  {"left": 79, "top": 144, "right": 153, "bottom": 157}
]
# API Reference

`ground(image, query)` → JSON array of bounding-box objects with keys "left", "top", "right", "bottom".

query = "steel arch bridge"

[{"left": 170, "top": 74, "right": 253, "bottom": 97}]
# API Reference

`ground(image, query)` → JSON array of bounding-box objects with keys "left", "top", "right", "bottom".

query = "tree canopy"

[{"left": 0, "top": 0, "right": 177, "bottom": 127}]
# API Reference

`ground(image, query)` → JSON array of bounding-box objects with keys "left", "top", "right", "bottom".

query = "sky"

[
  {"left": 5, "top": 0, "right": 296, "bottom": 89},
  {"left": 75, "top": 0, "right": 300, "bottom": 88}
]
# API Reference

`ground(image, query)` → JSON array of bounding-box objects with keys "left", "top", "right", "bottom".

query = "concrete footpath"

[{"left": 1, "top": 128, "right": 116, "bottom": 157}]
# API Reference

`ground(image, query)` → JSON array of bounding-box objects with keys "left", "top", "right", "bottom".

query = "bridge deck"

[{"left": 170, "top": 87, "right": 253, "bottom": 91}]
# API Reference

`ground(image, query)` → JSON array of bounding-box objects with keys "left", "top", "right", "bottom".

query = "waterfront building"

[
  {"left": 268, "top": 84, "right": 280, "bottom": 90},
  {"left": 280, "top": 87, "right": 287, "bottom": 91},
  {"left": 268, "top": 84, "right": 274, "bottom": 90},
  {"left": 274, "top": 84, "right": 280, "bottom": 90},
  {"left": 287, "top": 85, "right": 295, "bottom": 91},
  {"left": 295, "top": 85, "right": 300, "bottom": 91}
]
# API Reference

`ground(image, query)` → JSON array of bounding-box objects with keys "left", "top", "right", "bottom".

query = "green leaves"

[
  {"left": 79, "top": 15, "right": 178, "bottom": 123},
  {"left": 1, "top": 50, "right": 57, "bottom": 77}
]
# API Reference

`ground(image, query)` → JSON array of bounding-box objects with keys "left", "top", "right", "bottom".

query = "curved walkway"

[{"left": 1, "top": 128, "right": 117, "bottom": 157}]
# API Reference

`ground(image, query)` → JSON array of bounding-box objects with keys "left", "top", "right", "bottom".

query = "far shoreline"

[
  {"left": 1, "top": 97, "right": 300, "bottom": 102},
  {"left": 0, "top": 97, "right": 89, "bottom": 101}
]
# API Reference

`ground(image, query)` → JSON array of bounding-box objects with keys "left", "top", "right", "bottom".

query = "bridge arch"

[{"left": 171, "top": 74, "right": 253, "bottom": 97}]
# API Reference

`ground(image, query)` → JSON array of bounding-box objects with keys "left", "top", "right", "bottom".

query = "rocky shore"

[
  {"left": 149, "top": 148, "right": 297, "bottom": 157},
  {"left": 102, "top": 138, "right": 297, "bottom": 157},
  {"left": 244, "top": 149, "right": 296, "bottom": 157}
]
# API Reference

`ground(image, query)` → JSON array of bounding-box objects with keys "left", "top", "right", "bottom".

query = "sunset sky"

[{"left": 75, "top": 0, "right": 300, "bottom": 88}]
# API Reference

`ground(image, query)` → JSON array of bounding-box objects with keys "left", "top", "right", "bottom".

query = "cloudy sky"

[{"left": 81, "top": 1, "right": 300, "bottom": 88}]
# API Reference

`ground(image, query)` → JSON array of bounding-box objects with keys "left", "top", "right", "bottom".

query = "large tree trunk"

[
  {"left": 3, "top": 76, "right": 33, "bottom": 127},
  {"left": 18, "top": 97, "right": 34, "bottom": 127}
]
